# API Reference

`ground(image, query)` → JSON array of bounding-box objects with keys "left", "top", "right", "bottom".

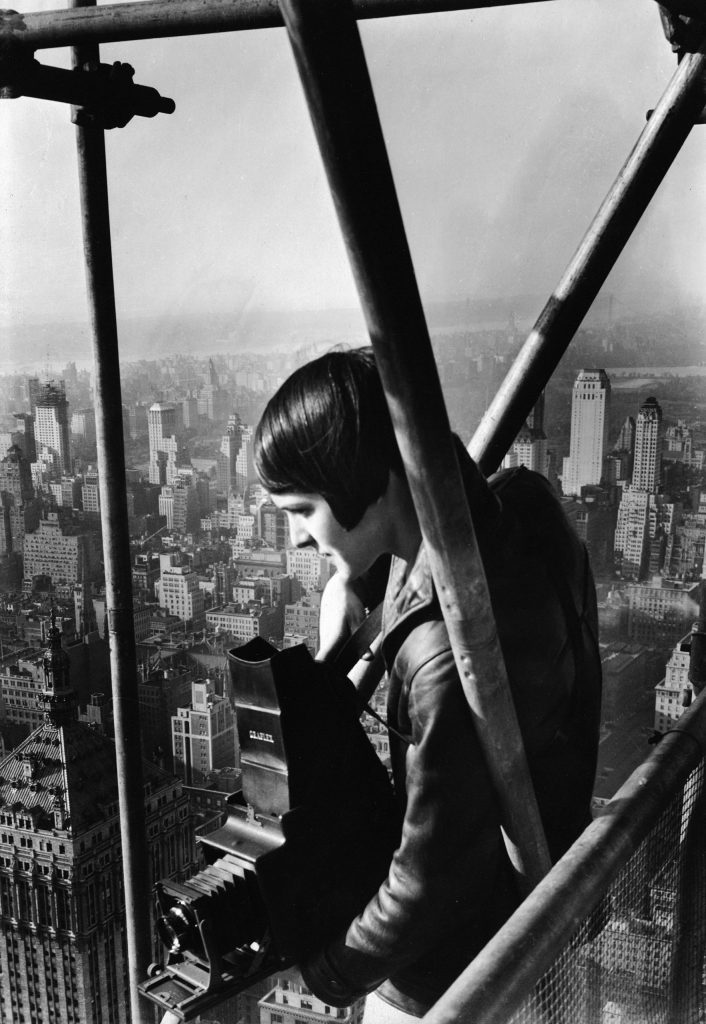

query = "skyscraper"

[
  {"left": 11, "top": 413, "right": 35, "bottom": 463},
  {"left": 614, "top": 488, "right": 651, "bottom": 580},
  {"left": 26, "top": 377, "right": 44, "bottom": 414},
  {"left": 70, "top": 408, "right": 96, "bottom": 444},
  {"left": 197, "top": 359, "right": 230, "bottom": 421},
  {"left": 236, "top": 424, "right": 256, "bottom": 492},
  {"left": 632, "top": 396, "right": 662, "bottom": 492},
  {"left": 615, "top": 397, "right": 665, "bottom": 580},
  {"left": 654, "top": 632, "right": 694, "bottom": 735},
  {"left": 171, "top": 679, "right": 238, "bottom": 785},
  {"left": 23, "top": 512, "right": 102, "bottom": 588},
  {"left": 561, "top": 369, "right": 611, "bottom": 497},
  {"left": 614, "top": 490, "right": 678, "bottom": 582},
  {"left": 502, "top": 394, "right": 548, "bottom": 475},
  {"left": 33, "top": 381, "right": 71, "bottom": 477},
  {"left": 0, "top": 615, "right": 195, "bottom": 1024},
  {"left": 213, "top": 561, "right": 237, "bottom": 606},
  {"left": 138, "top": 659, "right": 197, "bottom": 763},
  {"left": 217, "top": 414, "right": 244, "bottom": 497},
  {"left": 159, "top": 555, "right": 206, "bottom": 627},
  {"left": 148, "top": 402, "right": 179, "bottom": 485},
  {"left": 614, "top": 415, "right": 636, "bottom": 456},
  {"left": 258, "top": 500, "right": 289, "bottom": 549},
  {"left": 81, "top": 471, "right": 101, "bottom": 515},
  {"left": 158, "top": 476, "right": 200, "bottom": 534},
  {"left": 217, "top": 415, "right": 256, "bottom": 498},
  {"left": 0, "top": 445, "right": 34, "bottom": 556}
]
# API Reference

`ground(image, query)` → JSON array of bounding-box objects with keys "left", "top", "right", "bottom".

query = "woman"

[{"left": 254, "top": 347, "right": 601, "bottom": 1019}]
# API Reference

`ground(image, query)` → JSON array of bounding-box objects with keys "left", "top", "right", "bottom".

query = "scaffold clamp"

[{"left": 0, "top": 29, "right": 175, "bottom": 128}]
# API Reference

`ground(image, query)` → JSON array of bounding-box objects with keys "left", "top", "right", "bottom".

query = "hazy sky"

[{"left": 2, "top": 0, "right": 705, "bottom": 341}]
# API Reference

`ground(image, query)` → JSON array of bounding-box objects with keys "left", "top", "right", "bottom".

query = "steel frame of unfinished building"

[{"left": 2, "top": 1, "right": 706, "bottom": 1022}]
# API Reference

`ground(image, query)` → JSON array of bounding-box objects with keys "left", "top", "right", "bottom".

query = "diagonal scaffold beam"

[
  {"left": 1, "top": 0, "right": 554, "bottom": 49},
  {"left": 277, "top": 0, "right": 552, "bottom": 893}
]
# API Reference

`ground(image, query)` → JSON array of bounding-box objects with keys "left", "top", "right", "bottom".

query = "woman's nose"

[{"left": 289, "top": 517, "right": 311, "bottom": 549}]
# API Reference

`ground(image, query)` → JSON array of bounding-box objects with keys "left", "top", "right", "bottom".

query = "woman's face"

[{"left": 270, "top": 491, "right": 387, "bottom": 583}]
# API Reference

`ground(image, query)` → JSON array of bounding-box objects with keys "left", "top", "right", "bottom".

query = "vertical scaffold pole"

[
  {"left": 469, "top": 40, "right": 706, "bottom": 475},
  {"left": 70, "top": 3, "right": 152, "bottom": 1021},
  {"left": 278, "top": 0, "right": 551, "bottom": 891}
]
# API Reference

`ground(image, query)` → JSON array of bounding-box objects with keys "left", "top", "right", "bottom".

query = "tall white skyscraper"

[
  {"left": 148, "top": 402, "right": 179, "bottom": 485},
  {"left": 615, "top": 396, "right": 664, "bottom": 580},
  {"left": 632, "top": 396, "right": 662, "bottom": 492},
  {"left": 217, "top": 414, "right": 244, "bottom": 496},
  {"left": 34, "top": 381, "right": 71, "bottom": 476},
  {"left": 236, "top": 424, "right": 256, "bottom": 492},
  {"left": 562, "top": 369, "right": 611, "bottom": 497}
]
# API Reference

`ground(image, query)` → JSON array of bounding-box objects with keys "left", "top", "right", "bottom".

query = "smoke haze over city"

[{"left": 3, "top": 0, "right": 706, "bottom": 371}]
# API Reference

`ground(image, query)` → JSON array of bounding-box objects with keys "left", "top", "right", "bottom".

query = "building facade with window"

[
  {"left": 33, "top": 382, "right": 71, "bottom": 478},
  {"left": 283, "top": 598, "right": 322, "bottom": 655},
  {"left": 159, "top": 561, "right": 206, "bottom": 628},
  {"left": 205, "top": 603, "right": 283, "bottom": 645},
  {"left": 632, "top": 396, "right": 662, "bottom": 492},
  {"left": 259, "top": 971, "right": 363, "bottom": 1024},
  {"left": 654, "top": 632, "right": 695, "bottom": 735},
  {"left": 0, "top": 618, "right": 195, "bottom": 1024},
  {"left": 286, "top": 548, "right": 334, "bottom": 594},
  {"left": 23, "top": 512, "right": 101, "bottom": 589},
  {"left": 171, "top": 680, "right": 238, "bottom": 786},
  {"left": 148, "top": 402, "right": 179, "bottom": 486},
  {"left": 626, "top": 580, "right": 700, "bottom": 651},
  {"left": 561, "top": 369, "right": 611, "bottom": 497}
]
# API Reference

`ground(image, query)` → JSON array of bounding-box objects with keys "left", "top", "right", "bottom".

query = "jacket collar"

[{"left": 382, "top": 543, "right": 432, "bottom": 636}]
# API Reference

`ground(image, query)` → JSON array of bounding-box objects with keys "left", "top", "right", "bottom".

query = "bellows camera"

[{"left": 139, "top": 638, "right": 399, "bottom": 1020}]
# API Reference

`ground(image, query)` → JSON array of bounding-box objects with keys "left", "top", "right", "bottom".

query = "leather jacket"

[{"left": 303, "top": 450, "right": 601, "bottom": 1014}]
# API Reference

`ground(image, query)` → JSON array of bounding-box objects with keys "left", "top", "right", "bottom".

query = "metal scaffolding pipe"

[
  {"left": 278, "top": 0, "right": 551, "bottom": 891},
  {"left": 469, "top": 38, "right": 706, "bottom": 475},
  {"left": 71, "top": 4, "right": 152, "bottom": 1021},
  {"left": 423, "top": 692, "right": 706, "bottom": 1024},
  {"left": 2, "top": 0, "right": 555, "bottom": 50},
  {"left": 669, "top": 765, "right": 706, "bottom": 1024}
]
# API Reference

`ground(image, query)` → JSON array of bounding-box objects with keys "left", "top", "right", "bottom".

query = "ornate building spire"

[{"left": 39, "top": 609, "right": 76, "bottom": 726}]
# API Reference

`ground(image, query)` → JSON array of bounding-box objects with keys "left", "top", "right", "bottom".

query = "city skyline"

[{"left": 0, "top": 340, "right": 704, "bottom": 1020}]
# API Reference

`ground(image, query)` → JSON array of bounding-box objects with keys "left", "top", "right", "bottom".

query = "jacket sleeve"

[{"left": 302, "top": 627, "right": 510, "bottom": 1005}]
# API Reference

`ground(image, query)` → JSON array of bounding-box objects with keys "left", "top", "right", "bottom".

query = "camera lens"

[{"left": 157, "top": 903, "right": 196, "bottom": 954}]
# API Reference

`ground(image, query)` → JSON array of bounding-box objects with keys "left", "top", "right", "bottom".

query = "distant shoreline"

[{"left": 606, "top": 366, "right": 706, "bottom": 377}]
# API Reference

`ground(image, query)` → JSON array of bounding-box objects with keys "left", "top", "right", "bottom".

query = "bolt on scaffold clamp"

[{"left": 0, "top": 12, "right": 175, "bottom": 129}]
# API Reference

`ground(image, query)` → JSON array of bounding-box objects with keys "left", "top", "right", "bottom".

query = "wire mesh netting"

[{"left": 510, "top": 763, "right": 706, "bottom": 1024}]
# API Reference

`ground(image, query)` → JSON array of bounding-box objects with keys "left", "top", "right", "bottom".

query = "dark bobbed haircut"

[{"left": 254, "top": 347, "right": 403, "bottom": 529}]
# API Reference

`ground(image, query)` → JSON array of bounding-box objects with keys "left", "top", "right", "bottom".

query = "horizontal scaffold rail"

[
  {"left": 424, "top": 689, "right": 706, "bottom": 1024},
  {"left": 1, "top": 0, "right": 555, "bottom": 49}
]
